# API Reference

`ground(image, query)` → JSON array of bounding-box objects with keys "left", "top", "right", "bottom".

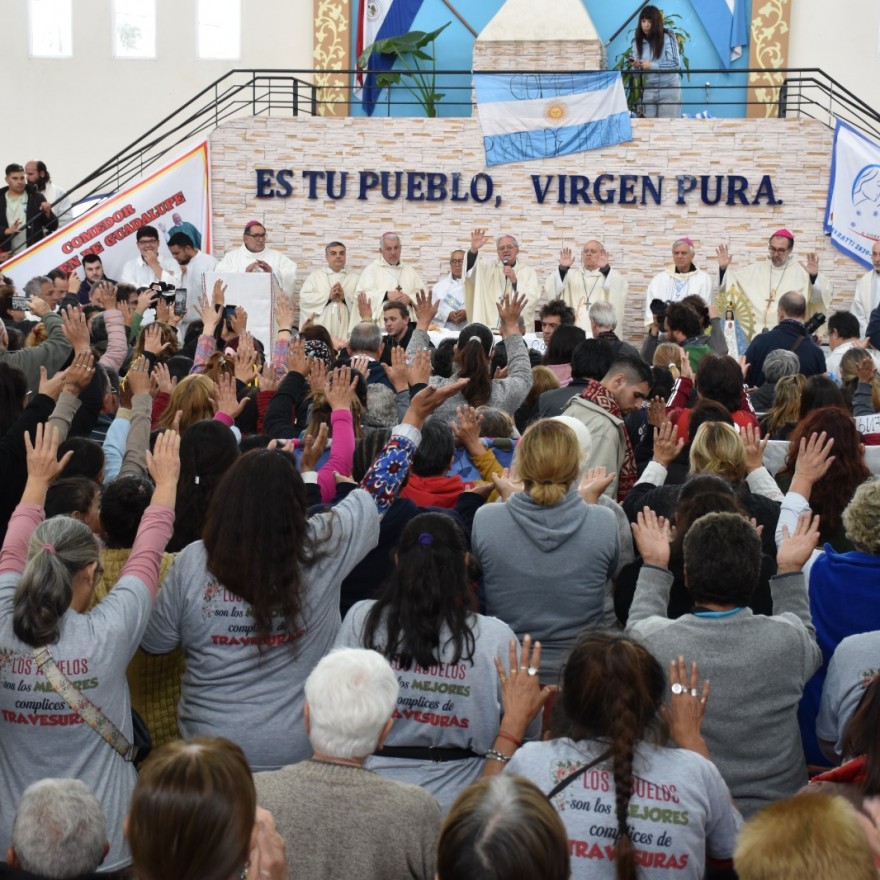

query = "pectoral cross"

[{"left": 763, "top": 290, "right": 778, "bottom": 330}]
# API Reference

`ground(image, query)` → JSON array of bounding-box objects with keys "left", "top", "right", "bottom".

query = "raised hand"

[
  {"left": 413, "top": 288, "right": 439, "bottom": 330},
  {"left": 300, "top": 422, "right": 329, "bottom": 472},
  {"left": 496, "top": 291, "right": 526, "bottom": 336},
  {"left": 715, "top": 244, "right": 731, "bottom": 270},
  {"left": 801, "top": 252, "right": 820, "bottom": 276},
  {"left": 308, "top": 358, "right": 328, "bottom": 397},
  {"left": 142, "top": 324, "right": 171, "bottom": 357},
  {"left": 470, "top": 227, "right": 489, "bottom": 252},
  {"left": 274, "top": 295, "right": 294, "bottom": 335},
  {"left": 777, "top": 511, "right": 821, "bottom": 574},
  {"left": 490, "top": 466, "right": 524, "bottom": 503},
  {"left": 578, "top": 466, "right": 617, "bottom": 504},
  {"left": 791, "top": 430, "right": 835, "bottom": 496},
  {"left": 60, "top": 306, "right": 91, "bottom": 354},
  {"left": 61, "top": 351, "right": 95, "bottom": 395},
  {"left": 230, "top": 305, "right": 248, "bottom": 336},
  {"left": 451, "top": 405, "right": 484, "bottom": 455},
  {"left": 287, "top": 337, "right": 311, "bottom": 378},
  {"left": 213, "top": 373, "right": 250, "bottom": 419},
  {"left": 325, "top": 365, "right": 358, "bottom": 412},
  {"left": 406, "top": 348, "right": 432, "bottom": 386},
  {"left": 741, "top": 422, "right": 769, "bottom": 474},
  {"left": 125, "top": 355, "right": 152, "bottom": 397},
  {"left": 558, "top": 246, "right": 574, "bottom": 268},
  {"left": 381, "top": 346, "right": 408, "bottom": 392},
  {"left": 357, "top": 291, "right": 373, "bottom": 320},
  {"left": 403, "top": 377, "right": 468, "bottom": 428},
  {"left": 234, "top": 332, "right": 259, "bottom": 384},
  {"left": 631, "top": 506, "right": 672, "bottom": 569},
  {"left": 662, "top": 656, "right": 711, "bottom": 758},
  {"left": 152, "top": 361, "right": 176, "bottom": 396},
  {"left": 25, "top": 423, "right": 72, "bottom": 488},
  {"left": 856, "top": 356, "right": 877, "bottom": 385},
  {"left": 652, "top": 421, "right": 684, "bottom": 468}
]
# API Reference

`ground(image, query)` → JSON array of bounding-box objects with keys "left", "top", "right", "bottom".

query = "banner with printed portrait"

[
  {"left": 824, "top": 121, "right": 880, "bottom": 269},
  {"left": 0, "top": 141, "right": 211, "bottom": 288}
]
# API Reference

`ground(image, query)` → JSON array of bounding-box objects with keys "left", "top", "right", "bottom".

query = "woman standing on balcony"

[{"left": 630, "top": 5, "right": 683, "bottom": 118}]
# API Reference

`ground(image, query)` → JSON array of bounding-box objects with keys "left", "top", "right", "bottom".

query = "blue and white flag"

[
  {"left": 824, "top": 120, "right": 880, "bottom": 269},
  {"left": 356, "top": 0, "right": 424, "bottom": 116},
  {"left": 690, "top": 0, "right": 748, "bottom": 68},
  {"left": 473, "top": 72, "right": 632, "bottom": 167}
]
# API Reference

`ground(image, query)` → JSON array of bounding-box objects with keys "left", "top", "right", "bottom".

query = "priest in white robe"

[
  {"left": 644, "top": 238, "right": 714, "bottom": 326},
  {"left": 716, "top": 229, "right": 832, "bottom": 341},
  {"left": 851, "top": 242, "right": 880, "bottom": 337},
  {"left": 465, "top": 229, "right": 539, "bottom": 329},
  {"left": 432, "top": 249, "right": 468, "bottom": 331},
  {"left": 547, "top": 239, "right": 628, "bottom": 337},
  {"left": 298, "top": 241, "right": 360, "bottom": 338},
  {"left": 215, "top": 220, "right": 298, "bottom": 296},
  {"left": 354, "top": 232, "right": 424, "bottom": 332}
]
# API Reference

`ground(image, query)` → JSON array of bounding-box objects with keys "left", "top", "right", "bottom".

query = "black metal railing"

[{"left": 5, "top": 65, "right": 878, "bottom": 258}]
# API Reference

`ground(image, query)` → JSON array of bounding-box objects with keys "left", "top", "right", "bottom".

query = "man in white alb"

[
  {"left": 716, "top": 228, "right": 832, "bottom": 341},
  {"left": 851, "top": 241, "right": 880, "bottom": 337},
  {"left": 465, "top": 229, "right": 540, "bottom": 329},
  {"left": 298, "top": 241, "right": 360, "bottom": 338},
  {"left": 546, "top": 239, "right": 628, "bottom": 336},
  {"left": 355, "top": 232, "right": 424, "bottom": 330},
  {"left": 644, "top": 238, "right": 714, "bottom": 327},
  {"left": 215, "top": 220, "right": 298, "bottom": 297},
  {"left": 168, "top": 231, "right": 218, "bottom": 332},
  {"left": 432, "top": 249, "right": 467, "bottom": 331}
]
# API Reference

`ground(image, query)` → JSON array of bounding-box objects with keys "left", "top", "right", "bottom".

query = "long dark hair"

[
  {"left": 455, "top": 323, "right": 493, "bottom": 408},
  {"left": 842, "top": 676, "right": 880, "bottom": 796},
  {"left": 543, "top": 325, "right": 586, "bottom": 367},
  {"left": 781, "top": 407, "right": 870, "bottom": 541},
  {"left": 635, "top": 5, "right": 666, "bottom": 59},
  {"left": 169, "top": 420, "right": 240, "bottom": 552},
  {"left": 202, "top": 449, "right": 331, "bottom": 648},
  {"left": 362, "top": 513, "right": 477, "bottom": 669},
  {"left": 0, "top": 363, "right": 27, "bottom": 435},
  {"left": 561, "top": 630, "right": 665, "bottom": 880}
]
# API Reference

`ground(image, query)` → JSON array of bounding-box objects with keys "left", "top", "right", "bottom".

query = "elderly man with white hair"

[
  {"left": 465, "top": 228, "right": 540, "bottom": 329},
  {"left": 644, "top": 238, "right": 714, "bottom": 327},
  {"left": 6, "top": 779, "right": 109, "bottom": 879},
  {"left": 355, "top": 232, "right": 425, "bottom": 330},
  {"left": 546, "top": 239, "right": 629, "bottom": 335},
  {"left": 253, "top": 648, "right": 441, "bottom": 880},
  {"left": 589, "top": 300, "right": 642, "bottom": 362}
]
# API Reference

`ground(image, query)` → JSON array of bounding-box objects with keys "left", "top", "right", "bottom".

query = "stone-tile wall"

[{"left": 210, "top": 115, "right": 849, "bottom": 341}]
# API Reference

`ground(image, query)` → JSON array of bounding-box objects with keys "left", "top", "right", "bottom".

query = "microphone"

[{"left": 502, "top": 258, "right": 510, "bottom": 266}]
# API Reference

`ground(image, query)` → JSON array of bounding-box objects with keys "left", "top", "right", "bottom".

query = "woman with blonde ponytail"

[
  {"left": 0, "top": 423, "right": 181, "bottom": 873},
  {"left": 473, "top": 419, "right": 621, "bottom": 686},
  {"left": 492, "top": 631, "right": 742, "bottom": 880}
]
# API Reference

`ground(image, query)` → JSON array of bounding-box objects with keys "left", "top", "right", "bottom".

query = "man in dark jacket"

[
  {"left": 744, "top": 292, "right": 825, "bottom": 387},
  {"left": 0, "top": 164, "right": 58, "bottom": 255}
]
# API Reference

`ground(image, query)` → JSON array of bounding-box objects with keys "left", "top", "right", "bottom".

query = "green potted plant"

[{"left": 357, "top": 22, "right": 450, "bottom": 117}]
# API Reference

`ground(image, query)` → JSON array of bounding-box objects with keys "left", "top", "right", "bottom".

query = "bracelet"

[
  {"left": 495, "top": 730, "right": 521, "bottom": 749},
  {"left": 485, "top": 749, "right": 511, "bottom": 764}
]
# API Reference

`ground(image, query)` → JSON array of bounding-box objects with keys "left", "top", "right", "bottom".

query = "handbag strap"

[
  {"left": 32, "top": 646, "right": 136, "bottom": 762},
  {"left": 546, "top": 749, "right": 612, "bottom": 801}
]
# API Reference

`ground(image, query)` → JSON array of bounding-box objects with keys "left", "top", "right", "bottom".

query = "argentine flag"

[
  {"left": 474, "top": 72, "right": 632, "bottom": 167},
  {"left": 691, "top": 0, "right": 749, "bottom": 68}
]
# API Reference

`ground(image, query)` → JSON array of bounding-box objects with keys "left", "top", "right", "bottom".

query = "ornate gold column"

[
  {"left": 313, "top": 0, "right": 351, "bottom": 117},
  {"left": 746, "top": 0, "right": 792, "bottom": 118}
]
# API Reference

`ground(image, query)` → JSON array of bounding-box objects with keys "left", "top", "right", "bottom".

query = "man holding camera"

[
  {"left": 743, "top": 291, "right": 826, "bottom": 387},
  {"left": 716, "top": 229, "right": 832, "bottom": 340},
  {"left": 120, "top": 225, "right": 181, "bottom": 289}
]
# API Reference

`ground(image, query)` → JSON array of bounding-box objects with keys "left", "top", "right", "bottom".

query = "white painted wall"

[
  {"left": 4, "top": 0, "right": 313, "bottom": 192},
  {"left": 788, "top": 0, "right": 880, "bottom": 114}
]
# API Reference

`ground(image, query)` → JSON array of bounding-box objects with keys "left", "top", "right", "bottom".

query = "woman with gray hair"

[
  {"left": 9, "top": 779, "right": 108, "bottom": 878},
  {"left": 0, "top": 424, "right": 180, "bottom": 872},
  {"left": 748, "top": 347, "right": 801, "bottom": 412}
]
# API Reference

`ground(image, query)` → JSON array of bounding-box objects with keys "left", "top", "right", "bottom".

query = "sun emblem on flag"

[
  {"left": 544, "top": 100, "right": 568, "bottom": 126},
  {"left": 366, "top": 1, "right": 382, "bottom": 21}
]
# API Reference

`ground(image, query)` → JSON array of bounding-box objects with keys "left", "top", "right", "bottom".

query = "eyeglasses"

[
  {"left": 449, "top": 258, "right": 464, "bottom": 264},
  {"left": 768, "top": 246, "right": 790, "bottom": 255},
  {"left": 245, "top": 232, "right": 267, "bottom": 239}
]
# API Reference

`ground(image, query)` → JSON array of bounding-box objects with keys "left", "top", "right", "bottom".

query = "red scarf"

[{"left": 581, "top": 380, "right": 637, "bottom": 502}]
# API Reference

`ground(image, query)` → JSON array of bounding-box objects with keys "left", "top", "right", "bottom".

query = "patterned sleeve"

[
  {"left": 359, "top": 423, "right": 420, "bottom": 516},
  {"left": 191, "top": 334, "right": 217, "bottom": 373}
]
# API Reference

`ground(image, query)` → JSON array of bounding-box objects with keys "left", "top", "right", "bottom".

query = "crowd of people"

[{"left": 2, "top": 195, "right": 880, "bottom": 879}]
